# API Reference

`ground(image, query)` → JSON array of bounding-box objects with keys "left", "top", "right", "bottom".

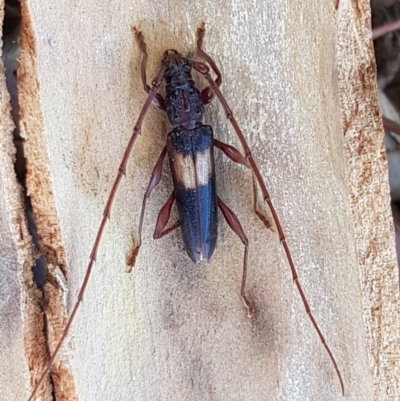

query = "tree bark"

[
  {"left": 2, "top": 0, "right": 398, "bottom": 400},
  {"left": 0, "top": 2, "right": 45, "bottom": 401}
]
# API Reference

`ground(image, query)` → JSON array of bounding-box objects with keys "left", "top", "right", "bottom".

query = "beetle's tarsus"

[
  {"left": 242, "top": 295, "right": 255, "bottom": 317},
  {"left": 133, "top": 27, "right": 146, "bottom": 51},
  {"left": 127, "top": 244, "right": 140, "bottom": 272}
]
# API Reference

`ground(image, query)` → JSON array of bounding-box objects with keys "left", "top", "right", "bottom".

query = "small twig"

[
  {"left": 383, "top": 116, "right": 400, "bottom": 136},
  {"left": 372, "top": 19, "right": 400, "bottom": 40}
]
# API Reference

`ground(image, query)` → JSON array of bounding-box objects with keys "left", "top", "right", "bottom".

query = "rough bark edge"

[
  {"left": 0, "top": 1, "right": 43, "bottom": 399},
  {"left": 19, "top": 1, "right": 77, "bottom": 399},
  {"left": 336, "top": 1, "right": 400, "bottom": 399}
]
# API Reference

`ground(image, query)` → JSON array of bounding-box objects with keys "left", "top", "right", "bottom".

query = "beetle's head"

[{"left": 162, "top": 49, "right": 192, "bottom": 84}]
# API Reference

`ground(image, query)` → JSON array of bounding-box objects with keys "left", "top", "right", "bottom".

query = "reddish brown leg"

[
  {"left": 133, "top": 28, "right": 166, "bottom": 110},
  {"left": 217, "top": 197, "right": 254, "bottom": 317},
  {"left": 156, "top": 220, "right": 180, "bottom": 239},
  {"left": 128, "top": 146, "right": 167, "bottom": 271},
  {"left": 214, "top": 139, "right": 273, "bottom": 230},
  {"left": 192, "top": 60, "right": 344, "bottom": 395},
  {"left": 153, "top": 192, "right": 179, "bottom": 239},
  {"left": 28, "top": 62, "right": 166, "bottom": 401},
  {"left": 196, "top": 22, "right": 222, "bottom": 105},
  {"left": 214, "top": 138, "right": 249, "bottom": 167}
]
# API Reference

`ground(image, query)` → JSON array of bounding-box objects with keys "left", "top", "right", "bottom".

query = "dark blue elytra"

[{"left": 167, "top": 125, "right": 217, "bottom": 263}]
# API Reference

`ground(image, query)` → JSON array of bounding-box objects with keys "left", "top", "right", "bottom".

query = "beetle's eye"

[{"left": 165, "top": 66, "right": 173, "bottom": 76}]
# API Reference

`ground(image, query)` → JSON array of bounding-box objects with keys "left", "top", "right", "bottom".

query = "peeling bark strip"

[
  {"left": 336, "top": 0, "right": 400, "bottom": 400},
  {"left": 2, "top": 0, "right": 398, "bottom": 400},
  {"left": 0, "top": 0, "right": 39, "bottom": 399},
  {"left": 18, "top": 1, "right": 77, "bottom": 400}
]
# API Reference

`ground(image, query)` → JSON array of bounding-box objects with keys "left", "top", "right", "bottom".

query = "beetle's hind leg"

[
  {"left": 153, "top": 192, "right": 180, "bottom": 239},
  {"left": 133, "top": 27, "right": 166, "bottom": 110},
  {"left": 217, "top": 196, "right": 254, "bottom": 317}
]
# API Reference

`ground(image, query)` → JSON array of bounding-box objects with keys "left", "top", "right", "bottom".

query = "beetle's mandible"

[{"left": 28, "top": 23, "right": 344, "bottom": 400}]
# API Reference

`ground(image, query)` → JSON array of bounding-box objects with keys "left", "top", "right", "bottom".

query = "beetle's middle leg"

[
  {"left": 217, "top": 196, "right": 254, "bottom": 317},
  {"left": 214, "top": 139, "right": 273, "bottom": 230},
  {"left": 128, "top": 146, "right": 167, "bottom": 270}
]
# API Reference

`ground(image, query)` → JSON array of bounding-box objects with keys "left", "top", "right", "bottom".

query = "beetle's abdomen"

[{"left": 167, "top": 125, "right": 217, "bottom": 263}]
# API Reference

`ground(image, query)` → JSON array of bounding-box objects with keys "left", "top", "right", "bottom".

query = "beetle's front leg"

[
  {"left": 195, "top": 22, "right": 222, "bottom": 105},
  {"left": 133, "top": 27, "right": 166, "bottom": 110}
]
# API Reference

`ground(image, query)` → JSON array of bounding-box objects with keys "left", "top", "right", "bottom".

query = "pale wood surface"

[{"left": 3, "top": 0, "right": 398, "bottom": 400}]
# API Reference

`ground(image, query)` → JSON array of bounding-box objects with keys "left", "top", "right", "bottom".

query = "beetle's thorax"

[{"left": 163, "top": 49, "right": 204, "bottom": 130}]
